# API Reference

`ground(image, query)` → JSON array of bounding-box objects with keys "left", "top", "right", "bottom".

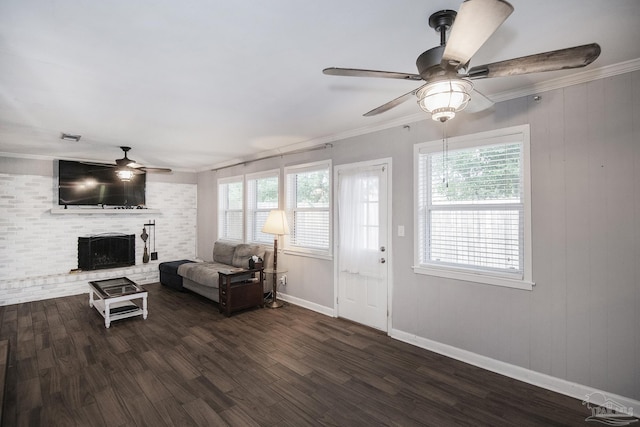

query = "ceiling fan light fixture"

[
  {"left": 416, "top": 78, "right": 473, "bottom": 122},
  {"left": 116, "top": 168, "right": 134, "bottom": 182}
]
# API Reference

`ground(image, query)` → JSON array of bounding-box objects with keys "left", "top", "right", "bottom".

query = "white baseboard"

[
  {"left": 278, "top": 292, "right": 335, "bottom": 317},
  {"left": 390, "top": 328, "right": 640, "bottom": 417}
]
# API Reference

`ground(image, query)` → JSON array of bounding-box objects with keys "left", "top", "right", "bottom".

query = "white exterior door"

[{"left": 336, "top": 161, "right": 389, "bottom": 331}]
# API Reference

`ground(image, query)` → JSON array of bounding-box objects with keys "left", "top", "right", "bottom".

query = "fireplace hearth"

[{"left": 78, "top": 233, "right": 135, "bottom": 271}]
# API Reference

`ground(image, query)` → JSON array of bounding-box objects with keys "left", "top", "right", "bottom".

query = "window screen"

[
  {"left": 218, "top": 178, "right": 243, "bottom": 241},
  {"left": 285, "top": 162, "right": 331, "bottom": 254}
]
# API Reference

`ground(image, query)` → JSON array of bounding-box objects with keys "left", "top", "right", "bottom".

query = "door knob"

[
  {"left": 380, "top": 258, "right": 386, "bottom": 264},
  {"left": 380, "top": 246, "right": 386, "bottom": 252}
]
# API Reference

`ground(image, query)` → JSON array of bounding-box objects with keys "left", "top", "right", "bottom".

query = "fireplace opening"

[{"left": 78, "top": 233, "right": 135, "bottom": 271}]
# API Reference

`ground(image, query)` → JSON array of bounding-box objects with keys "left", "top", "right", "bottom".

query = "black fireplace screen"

[{"left": 78, "top": 234, "right": 135, "bottom": 271}]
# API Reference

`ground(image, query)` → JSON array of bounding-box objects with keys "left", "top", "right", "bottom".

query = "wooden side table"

[{"left": 218, "top": 268, "right": 265, "bottom": 317}]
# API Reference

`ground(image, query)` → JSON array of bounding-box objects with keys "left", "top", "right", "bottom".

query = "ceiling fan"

[
  {"left": 323, "top": 0, "right": 601, "bottom": 122},
  {"left": 113, "top": 146, "right": 171, "bottom": 181}
]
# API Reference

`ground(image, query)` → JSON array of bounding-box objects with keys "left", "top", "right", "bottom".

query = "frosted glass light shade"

[
  {"left": 417, "top": 79, "right": 473, "bottom": 122},
  {"left": 116, "top": 168, "right": 134, "bottom": 182},
  {"left": 261, "top": 209, "right": 290, "bottom": 236}
]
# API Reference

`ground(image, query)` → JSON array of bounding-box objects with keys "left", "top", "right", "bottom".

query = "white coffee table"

[{"left": 89, "top": 277, "right": 148, "bottom": 328}]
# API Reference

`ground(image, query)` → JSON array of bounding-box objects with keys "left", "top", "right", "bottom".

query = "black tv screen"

[{"left": 58, "top": 160, "right": 146, "bottom": 207}]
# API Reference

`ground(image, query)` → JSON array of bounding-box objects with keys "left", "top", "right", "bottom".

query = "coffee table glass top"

[{"left": 89, "top": 277, "right": 144, "bottom": 298}]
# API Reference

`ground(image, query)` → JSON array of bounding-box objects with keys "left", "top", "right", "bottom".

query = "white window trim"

[
  {"left": 217, "top": 175, "right": 244, "bottom": 242},
  {"left": 245, "top": 169, "right": 280, "bottom": 246},
  {"left": 284, "top": 160, "right": 333, "bottom": 259},
  {"left": 413, "top": 124, "right": 534, "bottom": 291}
]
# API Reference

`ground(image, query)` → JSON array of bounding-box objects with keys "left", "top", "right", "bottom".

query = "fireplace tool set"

[{"left": 140, "top": 220, "right": 157, "bottom": 263}]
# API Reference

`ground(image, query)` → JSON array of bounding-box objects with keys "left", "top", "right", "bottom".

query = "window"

[
  {"left": 246, "top": 170, "right": 279, "bottom": 244},
  {"left": 285, "top": 161, "right": 332, "bottom": 256},
  {"left": 414, "top": 125, "right": 533, "bottom": 290},
  {"left": 218, "top": 176, "right": 243, "bottom": 241}
]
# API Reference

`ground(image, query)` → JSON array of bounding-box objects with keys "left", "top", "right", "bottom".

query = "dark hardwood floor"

[{"left": 0, "top": 282, "right": 594, "bottom": 426}]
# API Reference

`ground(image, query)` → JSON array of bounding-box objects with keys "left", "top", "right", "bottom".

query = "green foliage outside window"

[
  {"left": 295, "top": 170, "right": 329, "bottom": 207},
  {"left": 430, "top": 143, "right": 521, "bottom": 204},
  {"left": 256, "top": 176, "right": 278, "bottom": 209}
]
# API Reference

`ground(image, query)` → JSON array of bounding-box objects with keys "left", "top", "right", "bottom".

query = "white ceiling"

[{"left": 1, "top": 0, "right": 639, "bottom": 171}]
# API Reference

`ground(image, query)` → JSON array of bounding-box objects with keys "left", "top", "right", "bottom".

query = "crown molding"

[{"left": 0, "top": 151, "right": 54, "bottom": 161}]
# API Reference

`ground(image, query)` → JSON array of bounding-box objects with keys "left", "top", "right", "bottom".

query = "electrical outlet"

[{"left": 280, "top": 275, "right": 287, "bottom": 286}]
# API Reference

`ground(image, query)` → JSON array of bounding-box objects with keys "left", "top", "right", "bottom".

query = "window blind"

[
  {"left": 285, "top": 162, "right": 331, "bottom": 253},
  {"left": 246, "top": 172, "right": 279, "bottom": 244},
  {"left": 419, "top": 141, "right": 524, "bottom": 276},
  {"left": 218, "top": 178, "right": 243, "bottom": 241}
]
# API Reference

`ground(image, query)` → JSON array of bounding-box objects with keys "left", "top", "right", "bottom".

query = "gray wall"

[{"left": 196, "top": 71, "right": 640, "bottom": 401}]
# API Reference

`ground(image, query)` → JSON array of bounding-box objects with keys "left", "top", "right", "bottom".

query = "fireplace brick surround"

[
  {"left": 0, "top": 264, "right": 159, "bottom": 306},
  {"left": 0, "top": 172, "right": 197, "bottom": 305}
]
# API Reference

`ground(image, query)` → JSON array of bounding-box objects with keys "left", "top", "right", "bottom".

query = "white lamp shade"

[{"left": 261, "top": 210, "right": 290, "bottom": 236}]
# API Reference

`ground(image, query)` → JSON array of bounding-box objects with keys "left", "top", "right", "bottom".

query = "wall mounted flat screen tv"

[{"left": 58, "top": 160, "right": 146, "bottom": 207}]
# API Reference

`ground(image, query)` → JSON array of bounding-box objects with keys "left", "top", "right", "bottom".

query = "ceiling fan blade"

[
  {"left": 80, "top": 160, "right": 115, "bottom": 167},
  {"left": 465, "top": 89, "right": 494, "bottom": 113},
  {"left": 467, "top": 43, "right": 601, "bottom": 79},
  {"left": 323, "top": 67, "right": 422, "bottom": 81},
  {"left": 115, "top": 158, "right": 134, "bottom": 167},
  {"left": 443, "top": 0, "right": 514, "bottom": 67},
  {"left": 363, "top": 85, "right": 426, "bottom": 117},
  {"left": 141, "top": 167, "right": 172, "bottom": 173}
]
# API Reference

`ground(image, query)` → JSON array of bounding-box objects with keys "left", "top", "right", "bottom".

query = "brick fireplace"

[{"left": 0, "top": 170, "right": 198, "bottom": 306}]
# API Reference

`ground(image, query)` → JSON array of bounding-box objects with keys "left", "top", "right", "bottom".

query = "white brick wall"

[
  {"left": 0, "top": 263, "right": 160, "bottom": 306},
  {"left": 0, "top": 173, "right": 197, "bottom": 305}
]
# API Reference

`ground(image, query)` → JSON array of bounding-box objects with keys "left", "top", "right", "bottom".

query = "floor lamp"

[{"left": 261, "top": 210, "right": 290, "bottom": 309}]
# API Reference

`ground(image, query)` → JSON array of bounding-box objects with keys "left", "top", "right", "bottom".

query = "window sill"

[{"left": 413, "top": 265, "right": 534, "bottom": 291}]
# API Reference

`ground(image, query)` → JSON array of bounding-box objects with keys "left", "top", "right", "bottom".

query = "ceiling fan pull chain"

[
  {"left": 442, "top": 122, "right": 449, "bottom": 189},
  {"left": 442, "top": 125, "right": 446, "bottom": 185}
]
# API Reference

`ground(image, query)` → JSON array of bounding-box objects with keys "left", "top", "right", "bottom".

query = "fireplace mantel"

[{"left": 50, "top": 208, "right": 160, "bottom": 215}]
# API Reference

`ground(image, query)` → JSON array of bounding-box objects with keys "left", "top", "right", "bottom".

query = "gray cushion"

[
  {"left": 212, "top": 241, "right": 236, "bottom": 265},
  {"left": 231, "top": 244, "right": 266, "bottom": 268},
  {"left": 178, "top": 262, "right": 235, "bottom": 288}
]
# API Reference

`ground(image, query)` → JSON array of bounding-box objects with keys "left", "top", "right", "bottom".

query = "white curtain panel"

[{"left": 337, "top": 167, "right": 380, "bottom": 276}]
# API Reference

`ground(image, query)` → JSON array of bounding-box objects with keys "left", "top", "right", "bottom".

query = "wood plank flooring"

[{"left": 0, "top": 283, "right": 596, "bottom": 426}]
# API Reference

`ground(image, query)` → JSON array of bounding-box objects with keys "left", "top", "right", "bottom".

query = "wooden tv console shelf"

[{"left": 218, "top": 268, "right": 265, "bottom": 317}]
